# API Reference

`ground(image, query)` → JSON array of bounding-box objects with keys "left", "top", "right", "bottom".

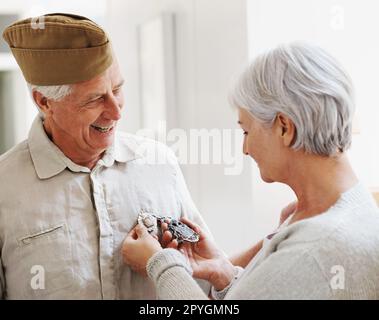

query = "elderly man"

[{"left": 0, "top": 13, "right": 209, "bottom": 299}]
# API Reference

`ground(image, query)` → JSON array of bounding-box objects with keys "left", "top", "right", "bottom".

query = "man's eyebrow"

[
  {"left": 113, "top": 79, "right": 125, "bottom": 89},
  {"left": 238, "top": 121, "right": 242, "bottom": 125},
  {"left": 82, "top": 80, "right": 125, "bottom": 103},
  {"left": 84, "top": 92, "right": 104, "bottom": 101}
]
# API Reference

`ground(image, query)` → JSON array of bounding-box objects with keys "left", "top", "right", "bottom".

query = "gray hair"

[
  {"left": 229, "top": 42, "right": 355, "bottom": 156},
  {"left": 27, "top": 83, "right": 73, "bottom": 118}
]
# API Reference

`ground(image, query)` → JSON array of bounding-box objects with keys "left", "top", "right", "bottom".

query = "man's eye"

[
  {"left": 243, "top": 131, "right": 248, "bottom": 135},
  {"left": 87, "top": 97, "right": 103, "bottom": 105}
]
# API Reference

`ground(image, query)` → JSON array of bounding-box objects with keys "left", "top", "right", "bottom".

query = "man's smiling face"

[{"left": 42, "top": 60, "right": 125, "bottom": 156}]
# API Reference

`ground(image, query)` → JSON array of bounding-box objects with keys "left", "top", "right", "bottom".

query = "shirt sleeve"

[
  {"left": 210, "top": 266, "right": 244, "bottom": 300},
  {"left": 147, "top": 249, "right": 208, "bottom": 300},
  {"left": 148, "top": 246, "right": 334, "bottom": 300},
  {"left": 226, "top": 248, "right": 333, "bottom": 300}
]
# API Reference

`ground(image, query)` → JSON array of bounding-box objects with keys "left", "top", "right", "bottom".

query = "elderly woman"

[{"left": 122, "top": 43, "right": 379, "bottom": 299}]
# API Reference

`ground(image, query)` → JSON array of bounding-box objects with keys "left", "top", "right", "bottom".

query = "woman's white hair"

[
  {"left": 229, "top": 42, "right": 355, "bottom": 156},
  {"left": 27, "top": 83, "right": 73, "bottom": 118}
]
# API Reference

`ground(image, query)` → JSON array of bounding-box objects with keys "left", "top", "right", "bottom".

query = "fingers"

[
  {"left": 126, "top": 228, "right": 137, "bottom": 241},
  {"left": 135, "top": 221, "right": 148, "bottom": 237},
  {"left": 179, "top": 217, "right": 201, "bottom": 233},
  {"left": 180, "top": 217, "right": 205, "bottom": 239},
  {"left": 124, "top": 223, "right": 149, "bottom": 245},
  {"left": 161, "top": 230, "right": 173, "bottom": 247},
  {"left": 161, "top": 221, "right": 169, "bottom": 231},
  {"left": 159, "top": 216, "right": 204, "bottom": 248},
  {"left": 166, "top": 239, "right": 179, "bottom": 249},
  {"left": 160, "top": 219, "right": 176, "bottom": 248}
]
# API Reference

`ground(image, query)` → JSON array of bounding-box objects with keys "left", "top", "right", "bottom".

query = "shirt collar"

[
  {"left": 28, "top": 116, "right": 142, "bottom": 179},
  {"left": 99, "top": 131, "right": 144, "bottom": 167}
]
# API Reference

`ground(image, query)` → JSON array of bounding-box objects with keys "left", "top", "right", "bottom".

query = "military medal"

[{"left": 138, "top": 212, "right": 200, "bottom": 244}]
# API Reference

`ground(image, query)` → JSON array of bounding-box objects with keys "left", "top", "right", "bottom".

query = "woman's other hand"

[{"left": 162, "top": 217, "right": 236, "bottom": 291}]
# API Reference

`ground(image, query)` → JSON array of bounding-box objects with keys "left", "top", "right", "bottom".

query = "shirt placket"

[{"left": 90, "top": 164, "right": 116, "bottom": 299}]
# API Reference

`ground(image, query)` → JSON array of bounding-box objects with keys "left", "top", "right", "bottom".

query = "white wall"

[{"left": 106, "top": 0, "right": 255, "bottom": 254}]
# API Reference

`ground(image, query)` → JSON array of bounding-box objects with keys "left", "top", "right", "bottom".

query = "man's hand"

[{"left": 122, "top": 222, "right": 162, "bottom": 276}]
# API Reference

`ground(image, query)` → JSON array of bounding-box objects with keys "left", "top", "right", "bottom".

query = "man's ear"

[
  {"left": 276, "top": 113, "right": 296, "bottom": 147},
  {"left": 32, "top": 90, "right": 53, "bottom": 116}
]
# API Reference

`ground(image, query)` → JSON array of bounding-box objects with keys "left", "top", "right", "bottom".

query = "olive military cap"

[{"left": 2, "top": 13, "right": 113, "bottom": 85}]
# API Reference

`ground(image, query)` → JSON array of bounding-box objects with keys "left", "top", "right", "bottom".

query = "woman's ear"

[
  {"left": 276, "top": 113, "right": 296, "bottom": 147},
  {"left": 32, "top": 90, "right": 53, "bottom": 117}
]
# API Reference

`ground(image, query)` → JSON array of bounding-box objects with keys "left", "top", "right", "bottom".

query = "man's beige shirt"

[{"left": 0, "top": 116, "right": 208, "bottom": 299}]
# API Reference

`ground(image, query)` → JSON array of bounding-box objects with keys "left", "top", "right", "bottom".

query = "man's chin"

[
  {"left": 91, "top": 134, "right": 116, "bottom": 151},
  {"left": 99, "top": 136, "right": 115, "bottom": 149}
]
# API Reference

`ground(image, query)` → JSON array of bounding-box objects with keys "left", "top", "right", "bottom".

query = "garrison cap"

[{"left": 2, "top": 13, "right": 113, "bottom": 85}]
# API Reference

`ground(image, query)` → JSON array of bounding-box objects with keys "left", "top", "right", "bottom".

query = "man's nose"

[{"left": 104, "top": 95, "right": 122, "bottom": 121}]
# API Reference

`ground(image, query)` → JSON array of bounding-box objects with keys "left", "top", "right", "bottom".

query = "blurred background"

[{"left": 1, "top": 0, "right": 379, "bottom": 255}]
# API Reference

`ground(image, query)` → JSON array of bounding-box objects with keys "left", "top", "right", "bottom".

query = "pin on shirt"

[{"left": 137, "top": 211, "right": 200, "bottom": 244}]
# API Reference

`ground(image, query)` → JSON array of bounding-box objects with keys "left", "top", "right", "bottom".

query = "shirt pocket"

[{"left": 15, "top": 222, "right": 75, "bottom": 299}]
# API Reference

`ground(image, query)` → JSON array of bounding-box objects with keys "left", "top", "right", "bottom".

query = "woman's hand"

[
  {"left": 122, "top": 222, "right": 163, "bottom": 276},
  {"left": 162, "top": 217, "right": 236, "bottom": 291}
]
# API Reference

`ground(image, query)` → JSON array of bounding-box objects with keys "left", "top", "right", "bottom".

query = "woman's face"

[{"left": 238, "top": 108, "right": 287, "bottom": 183}]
